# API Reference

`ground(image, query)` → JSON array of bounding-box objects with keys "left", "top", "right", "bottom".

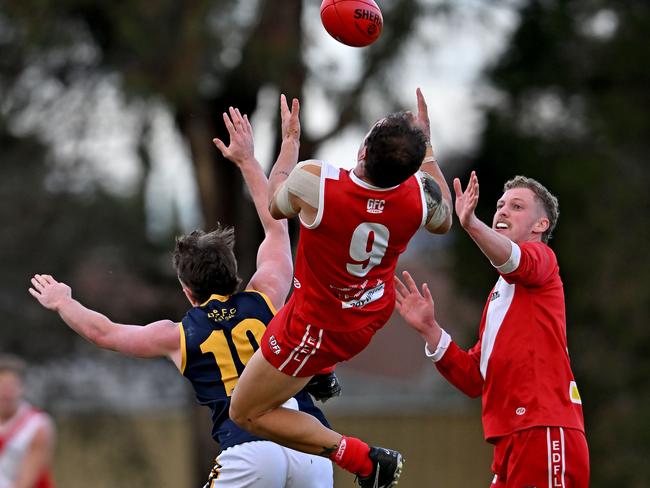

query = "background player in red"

[
  {"left": 228, "top": 89, "right": 453, "bottom": 488},
  {"left": 28, "top": 106, "right": 333, "bottom": 487},
  {"left": 395, "top": 172, "right": 589, "bottom": 487},
  {"left": 0, "top": 354, "right": 55, "bottom": 488}
]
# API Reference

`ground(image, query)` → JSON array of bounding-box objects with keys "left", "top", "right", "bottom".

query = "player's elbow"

[
  {"left": 229, "top": 403, "right": 258, "bottom": 434},
  {"left": 91, "top": 330, "right": 115, "bottom": 350},
  {"left": 268, "top": 200, "right": 286, "bottom": 220}
]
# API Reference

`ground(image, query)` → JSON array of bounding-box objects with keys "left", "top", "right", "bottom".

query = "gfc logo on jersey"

[{"left": 366, "top": 198, "right": 385, "bottom": 214}]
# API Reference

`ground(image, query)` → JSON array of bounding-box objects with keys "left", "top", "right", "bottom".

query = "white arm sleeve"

[
  {"left": 424, "top": 329, "right": 452, "bottom": 362},
  {"left": 286, "top": 160, "right": 321, "bottom": 208},
  {"left": 493, "top": 241, "right": 521, "bottom": 274},
  {"left": 273, "top": 160, "right": 322, "bottom": 217}
]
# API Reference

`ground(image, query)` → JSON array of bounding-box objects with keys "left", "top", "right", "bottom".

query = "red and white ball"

[{"left": 320, "top": 0, "right": 383, "bottom": 48}]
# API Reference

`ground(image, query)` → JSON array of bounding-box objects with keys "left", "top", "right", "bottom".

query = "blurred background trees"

[{"left": 1, "top": 0, "right": 648, "bottom": 486}]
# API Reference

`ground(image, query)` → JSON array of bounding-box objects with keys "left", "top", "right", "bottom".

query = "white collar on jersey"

[{"left": 349, "top": 168, "right": 399, "bottom": 191}]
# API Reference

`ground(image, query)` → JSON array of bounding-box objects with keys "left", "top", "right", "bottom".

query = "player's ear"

[
  {"left": 182, "top": 286, "right": 199, "bottom": 306},
  {"left": 534, "top": 217, "right": 550, "bottom": 234},
  {"left": 357, "top": 144, "right": 367, "bottom": 164}
]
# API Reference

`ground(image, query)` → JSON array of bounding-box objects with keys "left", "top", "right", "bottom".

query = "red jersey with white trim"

[
  {"left": 0, "top": 403, "right": 55, "bottom": 488},
  {"left": 436, "top": 241, "right": 585, "bottom": 441},
  {"left": 290, "top": 161, "right": 426, "bottom": 332}
]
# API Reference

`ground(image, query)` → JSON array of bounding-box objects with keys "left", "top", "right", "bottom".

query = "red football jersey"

[
  {"left": 291, "top": 162, "right": 426, "bottom": 332},
  {"left": 436, "top": 241, "right": 585, "bottom": 441}
]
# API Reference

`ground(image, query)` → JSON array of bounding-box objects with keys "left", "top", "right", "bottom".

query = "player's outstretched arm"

[
  {"left": 414, "top": 88, "right": 452, "bottom": 234},
  {"left": 212, "top": 105, "right": 293, "bottom": 310},
  {"left": 454, "top": 171, "right": 512, "bottom": 267},
  {"left": 29, "top": 274, "right": 180, "bottom": 361},
  {"left": 396, "top": 270, "right": 484, "bottom": 398},
  {"left": 213, "top": 106, "right": 284, "bottom": 236},
  {"left": 395, "top": 271, "right": 443, "bottom": 351},
  {"left": 269, "top": 94, "right": 303, "bottom": 219}
]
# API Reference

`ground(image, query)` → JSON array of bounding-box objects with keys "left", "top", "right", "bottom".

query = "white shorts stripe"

[
  {"left": 279, "top": 325, "right": 312, "bottom": 372},
  {"left": 560, "top": 427, "right": 566, "bottom": 486},
  {"left": 293, "top": 328, "right": 324, "bottom": 376},
  {"left": 547, "top": 427, "right": 552, "bottom": 488},
  {"left": 547, "top": 427, "right": 566, "bottom": 488}
]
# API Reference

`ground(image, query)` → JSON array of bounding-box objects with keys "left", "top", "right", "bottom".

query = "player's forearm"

[
  {"left": 420, "top": 150, "right": 452, "bottom": 232},
  {"left": 420, "top": 321, "right": 443, "bottom": 352},
  {"left": 55, "top": 298, "right": 119, "bottom": 350},
  {"left": 463, "top": 216, "right": 513, "bottom": 267},
  {"left": 421, "top": 145, "right": 452, "bottom": 205},
  {"left": 268, "top": 139, "right": 299, "bottom": 207},
  {"left": 238, "top": 157, "right": 284, "bottom": 233},
  {"left": 435, "top": 342, "right": 484, "bottom": 398}
]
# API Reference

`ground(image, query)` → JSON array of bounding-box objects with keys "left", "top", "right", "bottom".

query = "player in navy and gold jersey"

[
  {"left": 180, "top": 289, "right": 329, "bottom": 452},
  {"left": 29, "top": 105, "right": 333, "bottom": 487}
]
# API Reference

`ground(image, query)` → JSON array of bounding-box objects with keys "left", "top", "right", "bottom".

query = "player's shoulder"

[
  {"left": 296, "top": 159, "right": 324, "bottom": 176},
  {"left": 520, "top": 240, "right": 556, "bottom": 260}
]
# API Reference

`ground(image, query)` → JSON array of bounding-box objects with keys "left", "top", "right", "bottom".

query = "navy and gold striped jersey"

[{"left": 179, "top": 290, "right": 329, "bottom": 450}]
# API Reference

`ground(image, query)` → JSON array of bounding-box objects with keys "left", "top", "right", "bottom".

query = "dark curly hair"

[
  {"left": 172, "top": 225, "right": 242, "bottom": 303},
  {"left": 364, "top": 113, "right": 427, "bottom": 188}
]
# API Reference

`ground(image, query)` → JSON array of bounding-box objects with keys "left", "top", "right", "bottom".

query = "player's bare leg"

[
  {"left": 230, "top": 350, "right": 404, "bottom": 487},
  {"left": 230, "top": 349, "right": 342, "bottom": 456}
]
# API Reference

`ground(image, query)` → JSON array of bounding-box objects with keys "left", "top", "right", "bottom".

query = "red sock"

[{"left": 330, "top": 435, "right": 373, "bottom": 477}]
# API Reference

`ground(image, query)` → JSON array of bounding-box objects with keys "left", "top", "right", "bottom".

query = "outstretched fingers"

[
  {"left": 401, "top": 270, "right": 421, "bottom": 295},
  {"left": 416, "top": 87, "right": 428, "bottom": 120},
  {"left": 453, "top": 177, "right": 463, "bottom": 198}
]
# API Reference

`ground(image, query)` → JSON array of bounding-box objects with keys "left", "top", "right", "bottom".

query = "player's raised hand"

[
  {"left": 280, "top": 94, "right": 300, "bottom": 143},
  {"left": 29, "top": 274, "right": 71, "bottom": 311},
  {"left": 453, "top": 171, "right": 480, "bottom": 229},
  {"left": 414, "top": 87, "right": 431, "bottom": 142},
  {"left": 395, "top": 271, "right": 436, "bottom": 334},
  {"left": 213, "top": 106, "right": 255, "bottom": 167}
]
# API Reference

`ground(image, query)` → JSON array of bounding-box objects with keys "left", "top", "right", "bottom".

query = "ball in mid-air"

[{"left": 320, "top": 0, "right": 383, "bottom": 48}]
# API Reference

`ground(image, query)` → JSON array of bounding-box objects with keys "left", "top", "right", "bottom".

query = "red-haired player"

[{"left": 396, "top": 173, "right": 589, "bottom": 487}]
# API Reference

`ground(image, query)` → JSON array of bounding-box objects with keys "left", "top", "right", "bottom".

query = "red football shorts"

[
  {"left": 260, "top": 299, "right": 383, "bottom": 377},
  {"left": 491, "top": 426, "right": 589, "bottom": 488}
]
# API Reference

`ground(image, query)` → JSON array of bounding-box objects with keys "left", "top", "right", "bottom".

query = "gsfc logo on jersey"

[
  {"left": 366, "top": 198, "right": 385, "bottom": 214},
  {"left": 268, "top": 335, "right": 281, "bottom": 355}
]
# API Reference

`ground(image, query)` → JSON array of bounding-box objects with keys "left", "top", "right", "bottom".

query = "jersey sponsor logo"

[
  {"left": 569, "top": 380, "right": 582, "bottom": 404},
  {"left": 341, "top": 281, "right": 384, "bottom": 309},
  {"left": 330, "top": 279, "right": 369, "bottom": 301},
  {"left": 366, "top": 198, "right": 385, "bottom": 214},
  {"left": 268, "top": 335, "right": 282, "bottom": 355},
  {"left": 293, "top": 277, "right": 301, "bottom": 289},
  {"left": 490, "top": 290, "right": 500, "bottom": 302},
  {"left": 207, "top": 307, "right": 237, "bottom": 322},
  {"left": 515, "top": 407, "right": 526, "bottom": 416}
]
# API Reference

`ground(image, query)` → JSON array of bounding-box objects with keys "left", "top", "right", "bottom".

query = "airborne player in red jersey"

[
  {"left": 395, "top": 172, "right": 589, "bottom": 487},
  {"left": 228, "top": 88, "right": 453, "bottom": 488}
]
